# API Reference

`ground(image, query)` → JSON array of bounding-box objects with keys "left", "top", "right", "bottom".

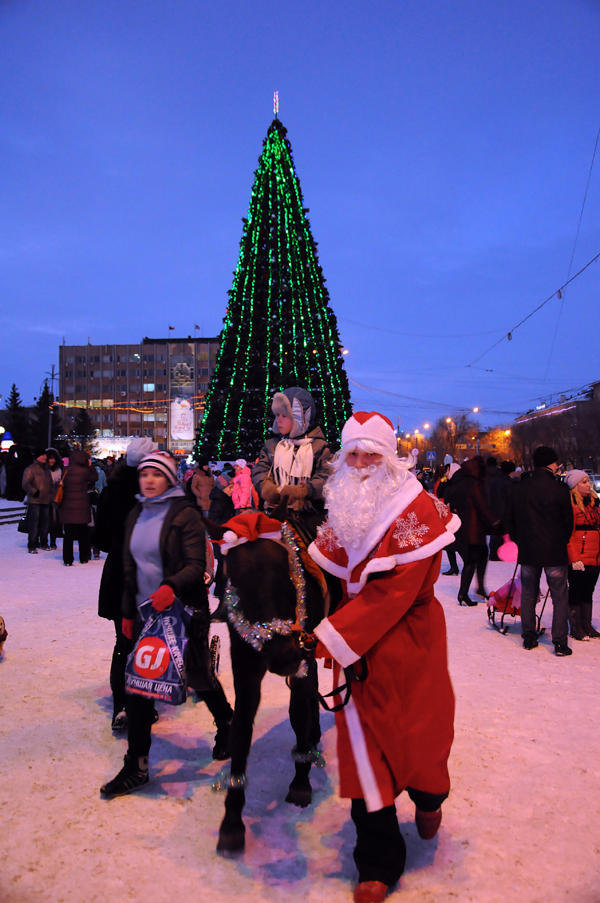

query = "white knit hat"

[
  {"left": 565, "top": 469, "right": 588, "bottom": 490},
  {"left": 127, "top": 437, "right": 158, "bottom": 466},
  {"left": 341, "top": 411, "right": 397, "bottom": 455},
  {"left": 138, "top": 452, "right": 178, "bottom": 485}
]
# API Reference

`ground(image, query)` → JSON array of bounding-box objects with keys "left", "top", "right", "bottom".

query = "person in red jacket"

[
  {"left": 308, "top": 412, "right": 459, "bottom": 903},
  {"left": 564, "top": 470, "right": 600, "bottom": 641}
]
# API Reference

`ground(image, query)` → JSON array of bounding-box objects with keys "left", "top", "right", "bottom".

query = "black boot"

[
  {"left": 569, "top": 606, "right": 587, "bottom": 641},
  {"left": 580, "top": 602, "right": 600, "bottom": 638},
  {"left": 458, "top": 593, "right": 478, "bottom": 607},
  {"left": 101, "top": 753, "right": 149, "bottom": 797},
  {"left": 212, "top": 720, "right": 232, "bottom": 760}
]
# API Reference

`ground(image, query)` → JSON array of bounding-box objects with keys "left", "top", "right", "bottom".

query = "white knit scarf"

[{"left": 273, "top": 438, "right": 314, "bottom": 487}]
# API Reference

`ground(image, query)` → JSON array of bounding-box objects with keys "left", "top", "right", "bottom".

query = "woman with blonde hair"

[{"left": 565, "top": 470, "right": 600, "bottom": 640}]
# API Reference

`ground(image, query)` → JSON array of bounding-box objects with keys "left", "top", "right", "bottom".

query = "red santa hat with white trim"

[{"left": 341, "top": 411, "right": 397, "bottom": 455}]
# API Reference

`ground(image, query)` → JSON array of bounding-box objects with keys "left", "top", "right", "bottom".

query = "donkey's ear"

[
  {"left": 201, "top": 516, "right": 226, "bottom": 540},
  {"left": 269, "top": 496, "right": 288, "bottom": 522}
]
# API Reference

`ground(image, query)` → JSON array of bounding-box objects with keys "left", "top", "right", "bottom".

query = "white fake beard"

[{"left": 325, "top": 463, "right": 398, "bottom": 550}]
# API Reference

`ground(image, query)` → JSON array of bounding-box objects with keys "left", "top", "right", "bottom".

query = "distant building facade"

[
  {"left": 515, "top": 381, "right": 600, "bottom": 426},
  {"left": 58, "top": 336, "right": 220, "bottom": 454}
]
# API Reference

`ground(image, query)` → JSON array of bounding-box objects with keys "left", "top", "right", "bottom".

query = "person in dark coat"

[
  {"left": 93, "top": 438, "right": 157, "bottom": 729},
  {"left": 6, "top": 444, "right": 32, "bottom": 502},
  {"left": 100, "top": 452, "right": 233, "bottom": 798},
  {"left": 46, "top": 448, "right": 64, "bottom": 550},
  {"left": 438, "top": 463, "right": 462, "bottom": 575},
  {"left": 445, "top": 455, "right": 501, "bottom": 605},
  {"left": 488, "top": 461, "right": 516, "bottom": 560},
  {"left": 59, "top": 450, "right": 98, "bottom": 565},
  {"left": 505, "top": 445, "right": 574, "bottom": 655},
  {"left": 485, "top": 456, "right": 500, "bottom": 495},
  {"left": 22, "top": 448, "right": 53, "bottom": 553},
  {"left": 252, "top": 387, "right": 332, "bottom": 540}
]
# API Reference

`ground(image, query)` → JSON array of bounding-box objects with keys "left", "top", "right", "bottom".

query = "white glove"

[{"left": 572, "top": 560, "right": 585, "bottom": 571}]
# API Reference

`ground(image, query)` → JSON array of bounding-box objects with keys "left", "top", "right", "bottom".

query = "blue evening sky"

[{"left": 1, "top": 0, "right": 599, "bottom": 433}]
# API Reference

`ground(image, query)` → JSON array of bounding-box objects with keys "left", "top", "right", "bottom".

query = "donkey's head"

[{"left": 225, "top": 539, "right": 307, "bottom": 676}]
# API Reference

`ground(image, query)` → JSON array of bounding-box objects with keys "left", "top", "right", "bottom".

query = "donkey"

[{"left": 204, "top": 512, "right": 330, "bottom": 855}]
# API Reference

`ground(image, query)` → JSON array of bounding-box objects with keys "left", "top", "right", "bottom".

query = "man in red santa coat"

[{"left": 308, "top": 411, "right": 459, "bottom": 903}]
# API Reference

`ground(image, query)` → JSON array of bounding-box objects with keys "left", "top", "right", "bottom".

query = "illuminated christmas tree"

[{"left": 196, "top": 114, "right": 351, "bottom": 459}]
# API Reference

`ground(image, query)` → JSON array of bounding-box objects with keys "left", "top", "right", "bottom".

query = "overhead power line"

[
  {"left": 349, "top": 379, "right": 520, "bottom": 416},
  {"left": 542, "top": 120, "right": 600, "bottom": 386},
  {"left": 466, "top": 248, "right": 600, "bottom": 367},
  {"left": 338, "top": 316, "right": 507, "bottom": 339}
]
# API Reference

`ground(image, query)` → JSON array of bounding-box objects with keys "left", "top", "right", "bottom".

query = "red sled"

[{"left": 487, "top": 563, "right": 549, "bottom": 635}]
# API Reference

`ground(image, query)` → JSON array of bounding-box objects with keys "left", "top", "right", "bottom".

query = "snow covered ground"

[{"left": 1, "top": 523, "right": 600, "bottom": 903}]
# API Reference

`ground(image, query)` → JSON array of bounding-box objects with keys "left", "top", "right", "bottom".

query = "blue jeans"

[
  {"left": 27, "top": 504, "right": 50, "bottom": 551},
  {"left": 520, "top": 565, "right": 569, "bottom": 646}
]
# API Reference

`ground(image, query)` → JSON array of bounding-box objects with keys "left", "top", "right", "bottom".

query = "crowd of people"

[
  {"left": 432, "top": 448, "right": 600, "bottom": 655},
  {"left": 2, "top": 395, "right": 599, "bottom": 903}
]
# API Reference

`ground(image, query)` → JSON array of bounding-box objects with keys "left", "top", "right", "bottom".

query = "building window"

[
  {"left": 90, "top": 355, "right": 100, "bottom": 363},
  {"left": 103, "top": 413, "right": 113, "bottom": 422},
  {"left": 142, "top": 413, "right": 155, "bottom": 422},
  {"left": 155, "top": 413, "right": 167, "bottom": 422},
  {"left": 129, "top": 383, "right": 140, "bottom": 392},
  {"left": 129, "top": 369, "right": 140, "bottom": 377},
  {"left": 156, "top": 383, "right": 167, "bottom": 392},
  {"left": 103, "top": 355, "right": 113, "bottom": 363},
  {"left": 102, "top": 369, "right": 114, "bottom": 377},
  {"left": 143, "top": 383, "right": 155, "bottom": 393},
  {"left": 117, "top": 414, "right": 128, "bottom": 423},
  {"left": 64, "top": 370, "right": 73, "bottom": 378},
  {"left": 76, "top": 370, "right": 86, "bottom": 378},
  {"left": 157, "top": 353, "right": 165, "bottom": 362},
  {"left": 102, "top": 384, "right": 113, "bottom": 393},
  {"left": 129, "top": 353, "right": 140, "bottom": 363},
  {"left": 90, "top": 370, "right": 100, "bottom": 378},
  {"left": 143, "top": 354, "right": 154, "bottom": 362},
  {"left": 65, "top": 356, "right": 74, "bottom": 364},
  {"left": 143, "top": 369, "right": 154, "bottom": 378},
  {"left": 116, "top": 369, "right": 127, "bottom": 377},
  {"left": 143, "top": 429, "right": 154, "bottom": 437},
  {"left": 76, "top": 355, "right": 86, "bottom": 364},
  {"left": 65, "top": 385, "right": 74, "bottom": 393},
  {"left": 75, "top": 385, "right": 86, "bottom": 393}
]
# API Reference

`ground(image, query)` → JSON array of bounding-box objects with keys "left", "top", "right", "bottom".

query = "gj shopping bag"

[{"left": 125, "top": 597, "right": 188, "bottom": 705}]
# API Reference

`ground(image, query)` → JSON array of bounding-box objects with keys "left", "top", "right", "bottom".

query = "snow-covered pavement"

[{"left": 1, "top": 523, "right": 600, "bottom": 903}]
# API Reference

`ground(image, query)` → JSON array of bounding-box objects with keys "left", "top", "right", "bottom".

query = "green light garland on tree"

[{"left": 196, "top": 118, "right": 352, "bottom": 459}]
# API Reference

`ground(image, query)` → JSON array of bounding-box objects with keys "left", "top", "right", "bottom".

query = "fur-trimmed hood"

[{"left": 271, "top": 387, "right": 317, "bottom": 438}]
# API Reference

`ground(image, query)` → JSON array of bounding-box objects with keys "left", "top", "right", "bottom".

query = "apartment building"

[{"left": 58, "top": 336, "right": 220, "bottom": 454}]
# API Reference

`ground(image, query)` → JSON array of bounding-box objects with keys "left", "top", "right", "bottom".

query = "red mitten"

[
  {"left": 122, "top": 618, "right": 134, "bottom": 640},
  {"left": 150, "top": 584, "right": 175, "bottom": 612}
]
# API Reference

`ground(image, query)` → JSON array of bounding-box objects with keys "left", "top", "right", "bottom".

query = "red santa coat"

[{"left": 308, "top": 480, "right": 459, "bottom": 812}]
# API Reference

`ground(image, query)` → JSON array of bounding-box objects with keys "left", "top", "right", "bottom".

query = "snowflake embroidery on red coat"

[
  {"left": 431, "top": 494, "right": 450, "bottom": 519},
  {"left": 393, "top": 511, "right": 430, "bottom": 549},
  {"left": 316, "top": 523, "right": 340, "bottom": 551}
]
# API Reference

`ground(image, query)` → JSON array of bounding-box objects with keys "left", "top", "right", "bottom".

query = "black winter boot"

[
  {"left": 569, "top": 606, "right": 587, "bottom": 641},
  {"left": 580, "top": 602, "right": 600, "bottom": 638},
  {"left": 101, "top": 754, "right": 149, "bottom": 797},
  {"left": 212, "top": 720, "right": 232, "bottom": 760}
]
